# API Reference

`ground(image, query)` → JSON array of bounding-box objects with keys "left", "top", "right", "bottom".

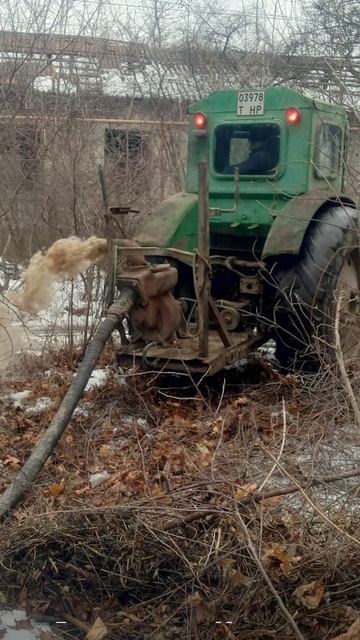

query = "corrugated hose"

[{"left": 0, "top": 287, "right": 138, "bottom": 521}]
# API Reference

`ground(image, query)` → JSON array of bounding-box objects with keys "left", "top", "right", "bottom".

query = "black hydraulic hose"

[{"left": 0, "top": 287, "right": 138, "bottom": 520}]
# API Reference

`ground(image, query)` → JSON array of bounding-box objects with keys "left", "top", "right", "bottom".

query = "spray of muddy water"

[{"left": 0, "top": 236, "right": 107, "bottom": 366}]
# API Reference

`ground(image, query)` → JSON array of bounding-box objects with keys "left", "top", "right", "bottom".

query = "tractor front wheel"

[{"left": 273, "top": 205, "right": 360, "bottom": 370}]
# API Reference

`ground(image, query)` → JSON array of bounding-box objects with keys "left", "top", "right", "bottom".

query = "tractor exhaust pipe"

[{"left": 0, "top": 287, "right": 137, "bottom": 520}]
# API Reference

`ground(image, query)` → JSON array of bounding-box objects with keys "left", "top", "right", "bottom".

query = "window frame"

[
  {"left": 104, "top": 128, "right": 147, "bottom": 167},
  {"left": 212, "top": 122, "right": 283, "bottom": 180},
  {"left": 313, "top": 123, "right": 343, "bottom": 180},
  {"left": 0, "top": 123, "right": 41, "bottom": 178}
]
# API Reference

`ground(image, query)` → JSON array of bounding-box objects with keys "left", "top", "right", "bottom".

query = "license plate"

[{"left": 237, "top": 91, "right": 264, "bottom": 116}]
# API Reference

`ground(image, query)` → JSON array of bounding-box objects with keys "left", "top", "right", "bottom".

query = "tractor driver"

[{"left": 225, "top": 127, "right": 278, "bottom": 175}]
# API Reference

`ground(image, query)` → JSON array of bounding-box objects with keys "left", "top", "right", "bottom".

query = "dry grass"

[{"left": 1, "top": 351, "right": 360, "bottom": 639}]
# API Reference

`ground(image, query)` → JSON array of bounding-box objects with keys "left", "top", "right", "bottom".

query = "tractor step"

[{"left": 117, "top": 330, "right": 265, "bottom": 375}]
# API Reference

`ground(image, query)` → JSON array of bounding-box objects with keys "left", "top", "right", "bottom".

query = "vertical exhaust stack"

[{"left": 197, "top": 161, "right": 211, "bottom": 357}]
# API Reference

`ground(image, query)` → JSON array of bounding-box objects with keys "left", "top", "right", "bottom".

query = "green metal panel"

[
  {"left": 136, "top": 192, "right": 198, "bottom": 251},
  {"left": 209, "top": 195, "right": 277, "bottom": 240},
  {"left": 262, "top": 191, "right": 356, "bottom": 258}
]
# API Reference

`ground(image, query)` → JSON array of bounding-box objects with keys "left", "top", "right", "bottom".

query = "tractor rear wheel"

[{"left": 273, "top": 205, "right": 360, "bottom": 370}]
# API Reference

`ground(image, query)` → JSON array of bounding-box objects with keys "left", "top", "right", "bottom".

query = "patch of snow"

[
  {"left": 0, "top": 611, "right": 17, "bottom": 626},
  {"left": 73, "top": 404, "right": 90, "bottom": 417},
  {"left": 85, "top": 369, "right": 108, "bottom": 391},
  {"left": 121, "top": 416, "right": 149, "bottom": 431},
  {"left": 89, "top": 471, "right": 111, "bottom": 488},
  {"left": 136, "top": 418, "right": 148, "bottom": 430},
  {"left": 12, "top": 611, "right": 28, "bottom": 622},
  {"left": 7, "top": 390, "right": 32, "bottom": 408},
  {"left": 24, "top": 397, "right": 55, "bottom": 416},
  {"left": 0, "top": 609, "right": 54, "bottom": 639},
  {"left": 0, "top": 630, "right": 36, "bottom": 640},
  {"left": 258, "top": 339, "right": 276, "bottom": 357}
]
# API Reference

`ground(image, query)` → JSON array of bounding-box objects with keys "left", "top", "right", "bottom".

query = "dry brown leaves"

[
  {"left": 2, "top": 353, "right": 360, "bottom": 640},
  {"left": 293, "top": 581, "right": 325, "bottom": 609},
  {"left": 186, "top": 591, "right": 214, "bottom": 624},
  {"left": 262, "top": 543, "right": 301, "bottom": 575},
  {"left": 330, "top": 618, "right": 360, "bottom": 640},
  {"left": 221, "top": 558, "right": 253, "bottom": 587},
  {"left": 85, "top": 617, "right": 108, "bottom": 640}
]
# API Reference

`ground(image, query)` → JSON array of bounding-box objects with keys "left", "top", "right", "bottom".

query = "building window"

[
  {"left": 314, "top": 124, "right": 342, "bottom": 179},
  {"left": 104, "top": 128, "right": 146, "bottom": 167},
  {"left": 0, "top": 124, "right": 40, "bottom": 176},
  {"left": 17, "top": 125, "right": 40, "bottom": 161}
]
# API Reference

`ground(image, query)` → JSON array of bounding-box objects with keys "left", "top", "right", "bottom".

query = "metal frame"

[{"left": 112, "top": 161, "right": 267, "bottom": 374}]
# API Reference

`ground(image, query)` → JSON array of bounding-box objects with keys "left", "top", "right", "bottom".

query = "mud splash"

[
  {"left": 12, "top": 236, "right": 107, "bottom": 314},
  {"left": 0, "top": 236, "right": 107, "bottom": 366}
]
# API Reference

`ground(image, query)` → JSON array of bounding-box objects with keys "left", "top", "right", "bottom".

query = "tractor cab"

[
  {"left": 136, "top": 87, "right": 350, "bottom": 259},
  {"left": 187, "top": 87, "right": 347, "bottom": 194},
  {"left": 185, "top": 87, "right": 349, "bottom": 255}
]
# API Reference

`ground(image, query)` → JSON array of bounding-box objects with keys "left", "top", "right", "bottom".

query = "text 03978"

[{"left": 237, "top": 91, "right": 264, "bottom": 116}]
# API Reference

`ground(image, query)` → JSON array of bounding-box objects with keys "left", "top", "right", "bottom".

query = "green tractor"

[{"left": 111, "top": 86, "right": 360, "bottom": 374}]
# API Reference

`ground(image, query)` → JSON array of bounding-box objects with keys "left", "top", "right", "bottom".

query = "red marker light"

[
  {"left": 285, "top": 107, "right": 302, "bottom": 125},
  {"left": 194, "top": 112, "right": 207, "bottom": 129}
]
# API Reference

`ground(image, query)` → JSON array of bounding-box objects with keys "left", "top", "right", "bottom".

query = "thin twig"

[
  {"left": 260, "top": 444, "right": 360, "bottom": 548},
  {"left": 215, "top": 377, "right": 226, "bottom": 416},
  {"left": 162, "top": 466, "right": 360, "bottom": 531},
  {"left": 334, "top": 293, "right": 360, "bottom": 427},
  {"left": 258, "top": 397, "right": 287, "bottom": 493},
  {"left": 233, "top": 507, "right": 306, "bottom": 640}
]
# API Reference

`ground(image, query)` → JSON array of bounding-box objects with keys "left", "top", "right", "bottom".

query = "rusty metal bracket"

[
  {"left": 113, "top": 243, "right": 195, "bottom": 267},
  {"left": 208, "top": 297, "right": 232, "bottom": 347},
  {"left": 239, "top": 275, "right": 263, "bottom": 295}
]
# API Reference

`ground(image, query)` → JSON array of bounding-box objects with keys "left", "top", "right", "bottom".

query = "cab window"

[
  {"left": 314, "top": 124, "right": 342, "bottom": 178},
  {"left": 215, "top": 124, "right": 280, "bottom": 175}
]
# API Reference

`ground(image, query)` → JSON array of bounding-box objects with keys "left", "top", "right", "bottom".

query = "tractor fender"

[
  {"left": 135, "top": 192, "right": 198, "bottom": 248},
  {"left": 262, "top": 190, "right": 356, "bottom": 259}
]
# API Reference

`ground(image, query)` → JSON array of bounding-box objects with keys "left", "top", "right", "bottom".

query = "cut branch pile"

[{"left": 1, "top": 350, "right": 360, "bottom": 639}]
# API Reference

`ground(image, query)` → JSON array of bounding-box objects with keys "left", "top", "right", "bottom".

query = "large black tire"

[{"left": 273, "top": 205, "right": 360, "bottom": 370}]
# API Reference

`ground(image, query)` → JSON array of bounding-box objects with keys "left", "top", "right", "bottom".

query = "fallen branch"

[
  {"left": 260, "top": 445, "right": 360, "bottom": 548},
  {"left": 162, "top": 466, "right": 360, "bottom": 531}
]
